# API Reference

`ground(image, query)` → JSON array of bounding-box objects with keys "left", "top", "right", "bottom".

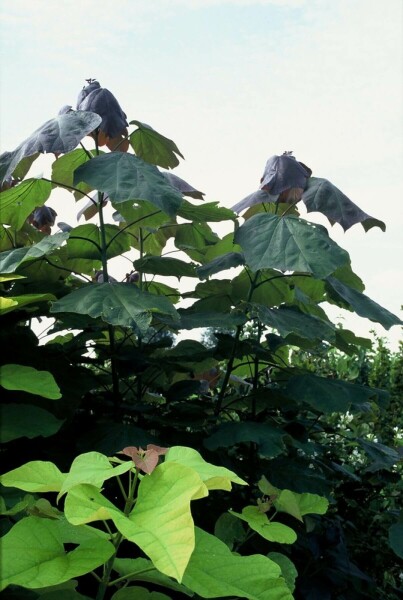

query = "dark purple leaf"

[
  {"left": 260, "top": 153, "right": 310, "bottom": 194},
  {"left": 76, "top": 81, "right": 128, "bottom": 139},
  {"left": 162, "top": 172, "right": 205, "bottom": 200},
  {"left": 231, "top": 189, "right": 278, "bottom": 214},
  {"left": 302, "top": 177, "right": 386, "bottom": 232}
]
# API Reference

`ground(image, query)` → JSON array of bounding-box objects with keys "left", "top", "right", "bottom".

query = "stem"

[
  {"left": 105, "top": 210, "right": 161, "bottom": 250},
  {"left": 42, "top": 177, "right": 95, "bottom": 202}
]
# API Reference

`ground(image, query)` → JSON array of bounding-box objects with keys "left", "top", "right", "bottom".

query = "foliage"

[{"left": 0, "top": 80, "right": 402, "bottom": 600}]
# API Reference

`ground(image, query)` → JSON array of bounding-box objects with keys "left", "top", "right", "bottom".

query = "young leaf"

[
  {"left": 230, "top": 506, "right": 297, "bottom": 544},
  {"left": 0, "top": 364, "right": 61, "bottom": 399},
  {"left": 130, "top": 120, "right": 184, "bottom": 169},
  {"left": 73, "top": 153, "right": 183, "bottom": 217},
  {"left": 0, "top": 178, "right": 52, "bottom": 230},
  {"left": 0, "top": 516, "right": 114, "bottom": 591},
  {"left": 0, "top": 111, "right": 102, "bottom": 184},
  {"left": 165, "top": 446, "right": 247, "bottom": 490},
  {"left": 50, "top": 283, "right": 180, "bottom": 335},
  {"left": 302, "top": 177, "right": 386, "bottom": 232},
  {"left": 235, "top": 214, "right": 349, "bottom": 278}
]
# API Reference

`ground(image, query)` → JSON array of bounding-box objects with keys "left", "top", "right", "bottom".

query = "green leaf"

[
  {"left": 326, "top": 276, "right": 402, "bottom": 330},
  {"left": 232, "top": 269, "right": 292, "bottom": 306},
  {"left": 230, "top": 506, "right": 297, "bottom": 544},
  {"left": 388, "top": 523, "right": 403, "bottom": 559},
  {"left": 0, "top": 178, "right": 52, "bottom": 230},
  {"left": 112, "top": 588, "right": 172, "bottom": 600},
  {"left": 267, "top": 553, "right": 298, "bottom": 593},
  {"left": 0, "top": 364, "right": 61, "bottom": 399},
  {"left": 165, "top": 446, "right": 247, "bottom": 490},
  {"left": 73, "top": 153, "right": 183, "bottom": 217},
  {"left": 50, "top": 283, "right": 179, "bottom": 335},
  {"left": 302, "top": 177, "right": 386, "bottom": 232},
  {"left": 0, "top": 232, "right": 69, "bottom": 273},
  {"left": 59, "top": 452, "right": 133, "bottom": 499},
  {"left": 174, "top": 222, "right": 218, "bottom": 261},
  {"left": 112, "top": 558, "right": 192, "bottom": 596},
  {"left": 12, "top": 152, "right": 40, "bottom": 180},
  {"left": 64, "top": 483, "right": 125, "bottom": 525},
  {"left": 116, "top": 462, "right": 207, "bottom": 581},
  {"left": 0, "top": 404, "right": 64, "bottom": 442},
  {"left": 134, "top": 256, "right": 197, "bottom": 279},
  {"left": 0, "top": 293, "right": 55, "bottom": 315},
  {"left": 285, "top": 374, "right": 379, "bottom": 413},
  {"left": 254, "top": 305, "right": 335, "bottom": 342},
  {"left": 214, "top": 512, "right": 247, "bottom": 550},
  {"left": 0, "top": 516, "right": 114, "bottom": 591},
  {"left": 235, "top": 214, "right": 349, "bottom": 278},
  {"left": 177, "top": 308, "right": 247, "bottom": 330},
  {"left": 357, "top": 439, "right": 399, "bottom": 472},
  {"left": 145, "top": 281, "right": 180, "bottom": 304},
  {"left": 204, "top": 422, "right": 286, "bottom": 458},
  {"left": 197, "top": 252, "right": 245, "bottom": 279},
  {"left": 0, "top": 111, "right": 102, "bottom": 184},
  {"left": 51, "top": 148, "right": 94, "bottom": 199},
  {"left": 178, "top": 200, "right": 235, "bottom": 223},
  {"left": 130, "top": 120, "right": 184, "bottom": 169},
  {"left": 274, "top": 489, "right": 328, "bottom": 521},
  {"left": 0, "top": 461, "right": 65, "bottom": 492},
  {"left": 182, "top": 527, "right": 293, "bottom": 599},
  {"left": 66, "top": 224, "right": 131, "bottom": 260}
]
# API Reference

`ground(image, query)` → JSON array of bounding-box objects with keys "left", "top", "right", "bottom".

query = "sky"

[{"left": 0, "top": 0, "right": 402, "bottom": 347}]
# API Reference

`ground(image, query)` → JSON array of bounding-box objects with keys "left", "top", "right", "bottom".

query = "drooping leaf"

[
  {"left": 0, "top": 516, "right": 114, "bottom": 591},
  {"left": 0, "top": 364, "right": 61, "bottom": 399},
  {"left": 73, "top": 153, "right": 183, "bottom": 217},
  {"left": 182, "top": 527, "right": 293, "bottom": 600},
  {"left": 0, "top": 461, "right": 65, "bottom": 492},
  {"left": 0, "top": 112, "right": 102, "bottom": 184},
  {"left": 77, "top": 81, "right": 128, "bottom": 139},
  {"left": 66, "top": 223, "right": 131, "bottom": 260},
  {"left": 165, "top": 446, "right": 247, "bottom": 490},
  {"left": 130, "top": 120, "right": 184, "bottom": 169},
  {"left": 0, "top": 404, "right": 64, "bottom": 443},
  {"left": 204, "top": 422, "right": 286, "bottom": 458},
  {"left": 178, "top": 200, "right": 235, "bottom": 223},
  {"left": 357, "top": 439, "right": 400, "bottom": 472},
  {"left": 302, "top": 177, "right": 386, "bottom": 232},
  {"left": 0, "top": 232, "right": 69, "bottom": 273},
  {"left": 0, "top": 178, "right": 52, "bottom": 230},
  {"left": 161, "top": 172, "right": 205, "bottom": 200},
  {"left": 134, "top": 255, "right": 198, "bottom": 278},
  {"left": 197, "top": 252, "right": 245, "bottom": 279},
  {"left": 232, "top": 189, "right": 279, "bottom": 214},
  {"left": 267, "top": 553, "right": 298, "bottom": 593},
  {"left": 50, "top": 283, "right": 179, "bottom": 335},
  {"left": 285, "top": 374, "right": 381, "bottom": 413},
  {"left": 230, "top": 506, "right": 297, "bottom": 544},
  {"left": 254, "top": 305, "right": 335, "bottom": 343},
  {"left": 235, "top": 214, "right": 349, "bottom": 278},
  {"left": 326, "top": 276, "right": 402, "bottom": 330},
  {"left": 260, "top": 154, "right": 310, "bottom": 195}
]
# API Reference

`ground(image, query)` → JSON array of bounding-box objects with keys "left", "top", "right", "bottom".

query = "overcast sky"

[{"left": 0, "top": 0, "right": 402, "bottom": 347}]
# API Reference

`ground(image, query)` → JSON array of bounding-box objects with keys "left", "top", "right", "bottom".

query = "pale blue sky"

[{"left": 1, "top": 0, "right": 402, "bottom": 346}]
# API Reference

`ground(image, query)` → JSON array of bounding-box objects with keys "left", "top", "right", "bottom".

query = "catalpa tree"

[{"left": 0, "top": 80, "right": 401, "bottom": 600}]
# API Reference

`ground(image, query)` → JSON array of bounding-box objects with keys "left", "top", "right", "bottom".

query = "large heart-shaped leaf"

[
  {"left": 0, "top": 404, "right": 64, "bottom": 442},
  {"left": 0, "top": 461, "right": 65, "bottom": 493},
  {"left": 235, "top": 214, "right": 349, "bottom": 278},
  {"left": 0, "top": 111, "right": 102, "bottom": 184},
  {"left": 66, "top": 224, "right": 131, "bottom": 260},
  {"left": 74, "top": 153, "right": 183, "bottom": 217},
  {"left": 130, "top": 120, "right": 184, "bottom": 169},
  {"left": 302, "top": 177, "right": 386, "bottom": 232},
  {"left": 204, "top": 422, "right": 286, "bottom": 458},
  {"left": 51, "top": 148, "right": 96, "bottom": 199},
  {"left": 0, "top": 364, "right": 61, "bottom": 399},
  {"left": 0, "top": 232, "right": 69, "bottom": 273},
  {"left": 326, "top": 276, "right": 402, "bottom": 330},
  {"left": 182, "top": 527, "right": 293, "bottom": 600},
  {"left": 112, "top": 557, "right": 192, "bottom": 595},
  {"left": 0, "top": 178, "right": 52, "bottom": 230},
  {"left": 0, "top": 516, "right": 114, "bottom": 591},
  {"left": 134, "top": 255, "right": 197, "bottom": 279},
  {"left": 50, "top": 283, "right": 179, "bottom": 334}
]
